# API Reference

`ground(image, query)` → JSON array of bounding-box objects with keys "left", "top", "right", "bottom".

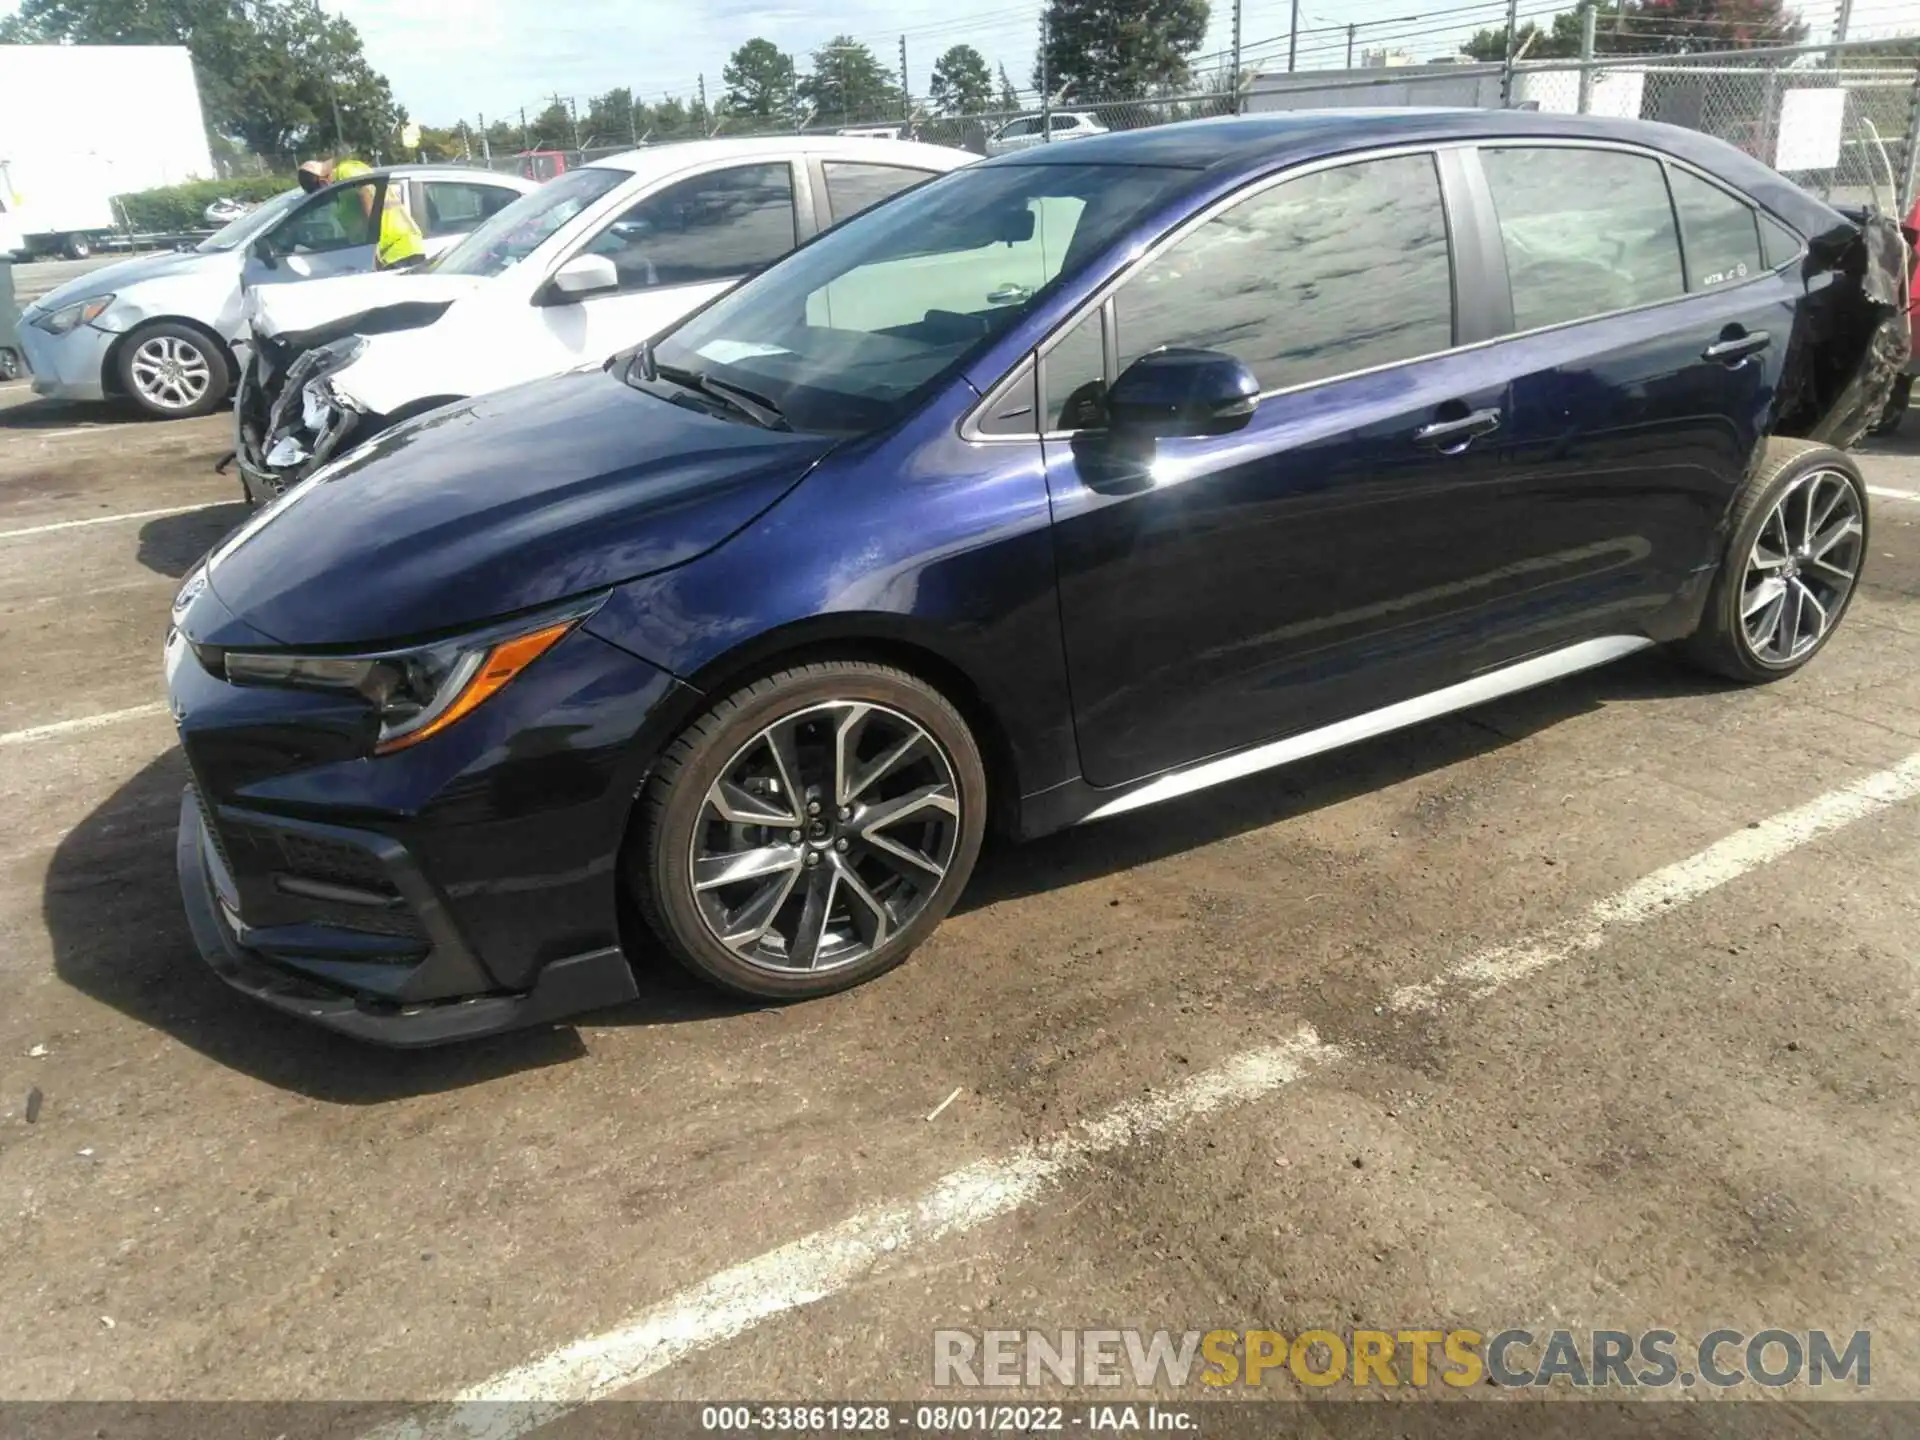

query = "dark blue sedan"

[{"left": 165, "top": 109, "right": 1907, "bottom": 1043}]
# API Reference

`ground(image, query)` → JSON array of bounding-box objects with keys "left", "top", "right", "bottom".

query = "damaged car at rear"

[{"left": 232, "top": 285, "right": 468, "bottom": 503}]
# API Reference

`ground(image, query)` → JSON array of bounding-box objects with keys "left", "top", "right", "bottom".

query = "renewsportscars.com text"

[{"left": 932, "top": 1328, "right": 1871, "bottom": 1390}]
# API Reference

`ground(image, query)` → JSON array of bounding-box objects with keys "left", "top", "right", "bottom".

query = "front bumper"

[
  {"left": 15, "top": 317, "right": 111, "bottom": 401},
  {"left": 176, "top": 790, "right": 637, "bottom": 1045},
  {"left": 165, "top": 599, "right": 693, "bottom": 1045}
]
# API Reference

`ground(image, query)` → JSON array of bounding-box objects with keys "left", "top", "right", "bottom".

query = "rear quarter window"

[{"left": 1668, "top": 168, "right": 1764, "bottom": 290}]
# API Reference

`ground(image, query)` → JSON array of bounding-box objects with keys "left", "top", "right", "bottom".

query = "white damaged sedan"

[{"left": 234, "top": 134, "right": 975, "bottom": 501}]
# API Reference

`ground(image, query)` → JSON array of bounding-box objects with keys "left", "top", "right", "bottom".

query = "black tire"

[
  {"left": 60, "top": 233, "right": 91, "bottom": 260},
  {"left": 1678, "top": 437, "right": 1868, "bottom": 684},
  {"left": 114, "top": 321, "right": 232, "bottom": 420},
  {"left": 634, "top": 661, "right": 988, "bottom": 1000},
  {"left": 1869, "top": 374, "right": 1911, "bottom": 437}
]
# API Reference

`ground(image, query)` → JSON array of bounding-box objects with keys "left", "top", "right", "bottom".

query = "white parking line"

[
  {"left": 1392, "top": 752, "right": 1920, "bottom": 1012},
  {"left": 0, "top": 702, "right": 167, "bottom": 748},
  {"left": 0, "top": 502, "right": 226, "bottom": 541},
  {"left": 1867, "top": 485, "right": 1920, "bottom": 502},
  {"left": 364, "top": 749, "right": 1920, "bottom": 1435},
  {"left": 365, "top": 1030, "right": 1342, "bottom": 1440}
]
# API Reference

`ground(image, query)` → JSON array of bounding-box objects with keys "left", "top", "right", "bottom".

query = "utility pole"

[
  {"left": 630, "top": 90, "right": 640, "bottom": 145},
  {"left": 698, "top": 73, "right": 710, "bottom": 133},
  {"left": 519, "top": 106, "right": 529, "bottom": 151},
  {"left": 1500, "top": 0, "right": 1521, "bottom": 106},
  {"left": 901, "top": 36, "right": 911, "bottom": 125},
  {"left": 1834, "top": 0, "right": 1854, "bottom": 42},
  {"left": 1577, "top": 0, "right": 1596, "bottom": 113},
  {"left": 1345, "top": 22, "right": 1356, "bottom": 67},
  {"left": 1040, "top": 13, "right": 1052, "bottom": 141},
  {"left": 1230, "top": 0, "right": 1243, "bottom": 113},
  {"left": 478, "top": 113, "right": 490, "bottom": 162},
  {"left": 1287, "top": 0, "right": 1300, "bottom": 72}
]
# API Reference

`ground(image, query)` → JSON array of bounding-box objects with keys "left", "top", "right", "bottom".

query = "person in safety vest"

[{"left": 294, "top": 158, "right": 426, "bottom": 269}]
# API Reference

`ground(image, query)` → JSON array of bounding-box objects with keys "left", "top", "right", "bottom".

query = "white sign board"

[{"left": 1775, "top": 89, "right": 1846, "bottom": 172}]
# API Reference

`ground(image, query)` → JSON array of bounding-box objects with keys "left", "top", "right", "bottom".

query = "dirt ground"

[{"left": 3, "top": 377, "right": 1920, "bottom": 1417}]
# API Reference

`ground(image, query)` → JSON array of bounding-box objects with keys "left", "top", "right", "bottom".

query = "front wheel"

[
  {"left": 116, "top": 322, "right": 232, "bottom": 419},
  {"left": 634, "top": 661, "right": 988, "bottom": 1000},
  {"left": 59, "top": 232, "right": 91, "bottom": 260},
  {"left": 1678, "top": 438, "right": 1868, "bottom": 683}
]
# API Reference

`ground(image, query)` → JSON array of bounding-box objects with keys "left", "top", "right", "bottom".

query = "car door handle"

[
  {"left": 1703, "top": 330, "right": 1771, "bottom": 364},
  {"left": 1413, "top": 407, "right": 1502, "bottom": 450},
  {"left": 987, "top": 284, "right": 1033, "bottom": 305}
]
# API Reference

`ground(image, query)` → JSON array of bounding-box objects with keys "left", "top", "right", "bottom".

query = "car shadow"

[
  {"left": 955, "top": 647, "right": 1737, "bottom": 915},
  {"left": 46, "top": 649, "right": 1733, "bottom": 1102},
  {"left": 136, "top": 502, "right": 250, "bottom": 579},
  {"left": 44, "top": 749, "right": 749, "bottom": 1105},
  {"left": 0, "top": 395, "right": 127, "bottom": 429}
]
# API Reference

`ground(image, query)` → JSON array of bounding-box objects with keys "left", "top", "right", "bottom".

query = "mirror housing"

[
  {"left": 546, "top": 253, "right": 619, "bottom": 302},
  {"left": 1107, "top": 347, "right": 1259, "bottom": 438},
  {"left": 250, "top": 235, "right": 278, "bottom": 269}
]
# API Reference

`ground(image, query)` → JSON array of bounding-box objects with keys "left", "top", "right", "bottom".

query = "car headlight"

[
  {"left": 31, "top": 294, "right": 115, "bottom": 336},
  {"left": 220, "top": 595, "right": 604, "bottom": 754}
]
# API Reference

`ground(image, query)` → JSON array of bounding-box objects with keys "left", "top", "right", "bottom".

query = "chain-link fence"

[{"left": 454, "top": 38, "right": 1920, "bottom": 216}]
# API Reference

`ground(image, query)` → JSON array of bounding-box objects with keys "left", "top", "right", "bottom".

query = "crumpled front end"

[
  {"left": 1775, "top": 207, "right": 1913, "bottom": 450},
  {"left": 233, "top": 331, "right": 373, "bottom": 504}
]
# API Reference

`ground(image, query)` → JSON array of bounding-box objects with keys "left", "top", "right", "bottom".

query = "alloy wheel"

[
  {"left": 687, "top": 701, "right": 962, "bottom": 975},
  {"left": 129, "top": 335, "right": 213, "bottom": 412},
  {"left": 1740, "top": 468, "right": 1863, "bottom": 666}
]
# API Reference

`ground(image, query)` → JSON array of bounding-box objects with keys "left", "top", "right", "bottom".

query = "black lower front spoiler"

[{"left": 175, "top": 791, "right": 639, "bottom": 1047}]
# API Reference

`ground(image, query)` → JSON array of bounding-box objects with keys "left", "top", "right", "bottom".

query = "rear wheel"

[
  {"left": 116, "top": 321, "right": 231, "bottom": 419},
  {"left": 634, "top": 661, "right": 987, "bottom": 1000},
  {"left": 59, "top": 232, "right": 91, "bottom": 260},
  {"left": 1678, "top": 438, "right": 1867, "bottom": 683}
]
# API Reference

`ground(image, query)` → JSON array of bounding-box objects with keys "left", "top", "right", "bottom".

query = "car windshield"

[
  {"left": 645, "top": 161, "right": 1193, "bottom": 435},
  {"left": 195, "top": 189, "right": 305, "bottom": 252},
  {"left": 431, "top": 166, "right": 626, "bottom": 277}
]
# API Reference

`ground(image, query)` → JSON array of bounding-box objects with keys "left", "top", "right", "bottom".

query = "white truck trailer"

[{"left": 0, "top": 44, "right": 214, "bottom": 258}]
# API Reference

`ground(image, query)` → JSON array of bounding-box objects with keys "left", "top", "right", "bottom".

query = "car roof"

[
  {"left": 584, "top": 134, "right": 975, "bottom": 178},
  {"left": 976, "top": 107, "right": 1744, "bottom": 174},
  {"left": 360, "top": 164, "right": 537, "bottom": 187}
]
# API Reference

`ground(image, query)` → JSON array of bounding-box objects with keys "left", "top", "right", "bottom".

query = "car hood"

[
  {"left": 246, "top": 270, "right": 488, "bottom": 343},
  {"left": 204, "top": 366, "right": 837, "bottom": 647},
  {"left": 29, "top": 248, "right": 225, "bottom": 313}
]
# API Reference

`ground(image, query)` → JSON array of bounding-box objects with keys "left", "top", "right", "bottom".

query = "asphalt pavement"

[{"left": 2, "top": 383, "right": 1920, "bottom": 1417}]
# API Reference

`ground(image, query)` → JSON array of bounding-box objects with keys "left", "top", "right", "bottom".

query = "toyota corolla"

[{"left": 165, "top": 110, "right": 1908, "bottom": 1044}]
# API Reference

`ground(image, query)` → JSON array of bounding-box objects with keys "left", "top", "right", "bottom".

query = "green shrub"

[{"left": 113, "top": 174, "right": 293, "bottom": 233}]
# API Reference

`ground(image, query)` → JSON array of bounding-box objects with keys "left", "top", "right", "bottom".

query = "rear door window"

[
  {"left": 1111, "top": 151, "right": 1454, "bottom": 393},
  {"left": 421, "top": 181, "right": 521, "bottom": 238},
  {"left": 1481, "top": 146, "right": 1685, "bottom": 329},
  {"left": 1668, "top": 168, "right": 1763, "bottom": 290},
  {"left": 823, "top": 163, "right": 937, "bottom": 223}
]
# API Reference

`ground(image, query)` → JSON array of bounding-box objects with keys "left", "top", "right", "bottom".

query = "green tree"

[
  {"left": 653, "top": 95, "right": 691, "bottom": 138},
  {"left": 583, "top": 87, "right": 637, "bottom": 146},
  {"left": 0, "top": 0, "right": 402, "bottom": 162},
  {"left": 1032, "top": 0, "right": 1209, "bottom": 100},
  {"left": 996, "top": 62, "right": 1022, "bottom": 110},
  {"left": 800, "top": 36, "right": 902, "bottom": 126},
  {"left": 723, "top": 37, "right": 798, "bottom": 124},
  {"left": 1464, "top": 0, "right": 1803, "bottom": 58},
  {"left": 527, "top": 98, "right": 574, "bottom": 149},
  {"left": 929, "top": 44, "right": 994, "bottom": 114}
]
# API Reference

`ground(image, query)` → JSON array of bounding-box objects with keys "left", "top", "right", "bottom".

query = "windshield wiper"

[{"left": 641, "top": 350, "right": 791, "bottom": 431}]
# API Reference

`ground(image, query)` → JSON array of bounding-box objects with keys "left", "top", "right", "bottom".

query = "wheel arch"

[
  {"left": 669, "top": 615, "right": 1026, "bottom": 838},
  {"left": 101, "top": 314, "right": 238, "bottom": 402}
]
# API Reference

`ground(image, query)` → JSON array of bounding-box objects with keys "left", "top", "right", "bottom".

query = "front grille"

[{"left": 267, "top": 831, "right": 396, "bottom": 894}]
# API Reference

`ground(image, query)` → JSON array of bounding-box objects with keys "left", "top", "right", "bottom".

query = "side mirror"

[
  {"left": 1107, "top": 347, "right": 1259, "bottom": 438},
  {"left": 250, "top": 235, "right": 278, "bottom": 269},
  {"left": 545, "top": 253, "right": 619, "bottom": 302}
]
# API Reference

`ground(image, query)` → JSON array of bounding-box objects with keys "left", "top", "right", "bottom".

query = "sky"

[{"left": 2, "top": 0, "right": 1881, "bottom": 131}]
